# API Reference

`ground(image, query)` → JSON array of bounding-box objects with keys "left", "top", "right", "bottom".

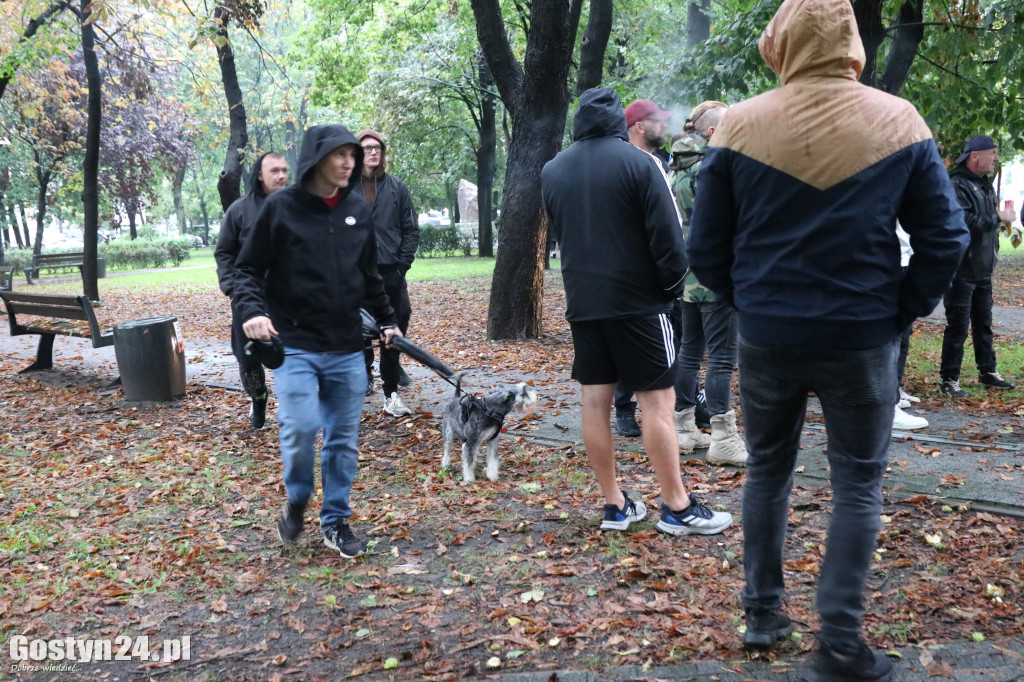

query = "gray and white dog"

[{"left": 441, "top": 380, "right": 538, "bottom": 481}]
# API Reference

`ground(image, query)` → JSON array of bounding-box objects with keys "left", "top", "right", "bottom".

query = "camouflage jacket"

[{"left": 669, "top": 134, "right": 714, "bottom": 303}]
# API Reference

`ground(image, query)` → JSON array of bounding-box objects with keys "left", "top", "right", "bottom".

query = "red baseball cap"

[{"left": 625, "top": 99, "right": 672, "bottom": 128}]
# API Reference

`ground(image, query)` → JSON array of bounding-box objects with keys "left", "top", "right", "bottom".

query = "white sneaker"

[
  {"left": 707, "top": 410, "right": 749, "bottom": 466},
  {"left": 893, "top": 405, "right": 927, "bottom": 431},
  {"left": 383, "top": 392, "right": 413, "bottom": 417},
  {"left": 900, "top": 388, "right": 920, "bottom": 404},
  {"left": 674, "top": 407, "right": 710, "bottom": 453}
]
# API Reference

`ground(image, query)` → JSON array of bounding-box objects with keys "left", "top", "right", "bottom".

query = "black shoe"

[
  {"left": 250, "top": 393, "right": 267, "bottom": 430},
  {"left": 940, "top": 379, "right": 967, "bottom": 398},
  {"left": 397, "top": 366, "right": 411, "bottom": 387},
  {"left": 694, "top": 397, "right": 711, "bottom": 429},
  {"left": 979, "top": 371, "right": 1015, "bottom": 389},
  {"left": 743, "top": 609, "right": 794, "bottom": 650},
  {"left": 277, "top": 501, "right": 305, "bottom": 544},
  {"left": 365, "top": 378, "right": 374, "bottom": 396},
  {"left": 615, "top": 406, "right": 641, "bottom": 437},
  {"left": 803, "top": 638, "right": 894, "bottom": 682},
  {"left": 323, "top": 519, "right": 366, "bottom": 559}
]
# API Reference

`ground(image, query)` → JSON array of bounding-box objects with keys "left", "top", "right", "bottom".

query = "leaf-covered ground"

[{"left": 1, "top": 271, "right": 1023, "bottom": 680}]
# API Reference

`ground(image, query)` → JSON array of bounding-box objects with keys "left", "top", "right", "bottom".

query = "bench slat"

[
  {"left": 6, "top": 303, "right": 90, "bottom": 321},
  {"left": 1, "top": 292, "right": 83, "bottom": 307}
]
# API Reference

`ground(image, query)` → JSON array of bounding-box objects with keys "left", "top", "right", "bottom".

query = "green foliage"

[
  {"left": 164, "top": 239, "right": 193, "bottom": 267},
  {"left": 98, "top": 238, "right": 175, "bottom": 270},
  {"left": 417, "top": 225, "right": 462, "bottom": 257}
]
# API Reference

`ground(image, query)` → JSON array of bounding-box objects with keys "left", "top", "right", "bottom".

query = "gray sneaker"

[
  {"left": 656, "top": 493, "right": 733, "bottom": 536},
  {"left": 323, "top": 519, "right": 366, "bottom": 559}
]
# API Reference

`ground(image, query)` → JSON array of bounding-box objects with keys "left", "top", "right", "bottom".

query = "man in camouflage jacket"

[{"left": 668, "top": 102, "right": 747, "bottom": 465}]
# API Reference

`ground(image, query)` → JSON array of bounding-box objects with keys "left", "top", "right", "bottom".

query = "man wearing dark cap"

[
  {"left": 939, "top": 135, "right": 1019, "bottom": 397},
  {"left": 215, "top": 152, "right": 288, "bottom": 429},
  {"left": 352, "top": 129, "right": 419, "bottom": 417},
  {"left": 233, "top": 125, "right": 400, "bottom": 559},
  {"left": 613, "top": 98, "right": 676, "bottom": 438}
]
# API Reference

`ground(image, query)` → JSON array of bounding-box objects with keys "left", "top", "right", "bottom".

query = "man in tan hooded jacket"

[{"left": 687, "top": 0, "right": 968, "bottom": 679}]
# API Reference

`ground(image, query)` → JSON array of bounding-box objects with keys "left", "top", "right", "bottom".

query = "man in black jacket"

[
  {"left": 940, "top": 135, "right": 1018, "bottom": 397},
  {"left": 542, "top": 87, "right": 732, "bottom": 538},
  {"left": 353, "top": 129, "right": 419, "bottom": 417},
  {"left": 233, "top": 125, "right": 400, "bottom": 559},
  {"left": 215, "top": 152, "right": 288, "bottom": 429}
]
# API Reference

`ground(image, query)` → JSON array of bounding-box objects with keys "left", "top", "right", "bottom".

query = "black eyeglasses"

[{"left": 362, "top": 145, "right": 382, "bottom": 153}]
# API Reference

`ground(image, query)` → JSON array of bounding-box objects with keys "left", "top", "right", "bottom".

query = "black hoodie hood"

[
  {"left": 572, "top": 88, "right": 628, "bottom": 143},
  {"left": 296, "top": 124, "right": 363, "bottom": 185},
  {"left": 248, "top": 152, "right": 273, "bottom": 197}
]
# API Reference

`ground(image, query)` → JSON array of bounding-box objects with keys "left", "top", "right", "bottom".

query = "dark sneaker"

[
  {"left": 979, "top": 371, "right": 1015, "bottom": 389},
  {"left": 365, "top": 377, "right": 374, "bottom": 396},
  {"left": 743, "top": 609, "right": 794, "bottom": 650},
  {"left": 804, "top": 638, "right": 895, "bottom": 682},
  {"left": 250, "top": 393, "right": 267, "bottom": 430},
  {"left": 398, "top": 366, "right": 412, "bottom": 387},
  {"left": 600, "top": 491, "right": 648, "bottom": 531},
  {"left": 615, "top": 406, "right": 641, "bottom": 437},
  {"left": 323, "top": 519, "right": 366, "bottom": 559},
  {"left": 695, "top": 391, "right": 711, "bottom": 429},
  {"left": 277, "top": 501, "right": 306, "bottom": 544},
  {"left": 657, "top": 493, "right": 733, "bottom": 536},
  {"left": 940, "top": 379, "right": 967, "bottom": 398}
]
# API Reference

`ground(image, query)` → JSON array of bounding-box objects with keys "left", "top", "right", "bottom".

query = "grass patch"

[{"left": 905, "top": 323, "right": 1024, "bottom": 399}]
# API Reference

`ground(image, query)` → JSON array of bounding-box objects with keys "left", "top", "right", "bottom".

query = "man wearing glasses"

[{"left": 354, "top": 129, "right": 420, "bottom": 417}]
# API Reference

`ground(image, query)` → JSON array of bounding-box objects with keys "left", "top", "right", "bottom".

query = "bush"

[
  {"left": 99, "top": 238, "right": 170, "bottom": 270},
  {"left": 164, "top": 239, "right": 193, "bottom": 267},
  {"left": 2, "top": 248, "right": 32, "bottom": 273},
  {"left": 416, "top": 225, "right": 462, "bottom": 257}
]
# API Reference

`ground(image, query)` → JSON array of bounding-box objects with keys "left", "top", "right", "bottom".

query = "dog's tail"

[{"left": 452, "top": 372, "right": 465, "bottom": 397}]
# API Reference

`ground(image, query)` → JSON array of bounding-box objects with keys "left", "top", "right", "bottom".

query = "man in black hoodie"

[
  {"left": 216, "top": 152, "right": 288, "bottom": 429},
  {"left": 352, "top": 129, "right": 419, "bottom": 417},
  {"left": 233, "top": 125, "right": 400, "bottom": 559},
  {"left": 541, "top": 87, "right": 732, "bottom": 538}
]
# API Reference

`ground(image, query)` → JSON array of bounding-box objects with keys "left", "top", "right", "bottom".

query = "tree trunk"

[
  {"left": 0, "top": 196, "right": 5, "bottom": 265},
  {"left": 687, "top": 0, "right": 711, "bottom": 47},
  {"left": 9, "top": 204, "right": 24, "bottom": 249},
  {"left": 472, "top": 0, "right": 582, "bottom": 339},
  {"left": 19, "top": 204, "right": 30, "bottom": 246},
  {"left": 852, "top": 0, "right": 885, "bottom": 87},
  {"left": 34, "top": 171, "right": 50, "bottom": 256},
  {"left": 881, "top": 0, "right": 924, "bottom": 95},
  {"left": 80, "top": 0, "right": 102, "bottom": 300},
  {"left": 577, "top": 0, "right": 613, "bottom": 94},
  {"left": 477, "top": 52, "right": 497, "bottom": 258},
  {"left": 214, "top": 7, "right": 248, "bottom": 211},
  {"left": 128, "top": 210, "right": 138, "bottom": 240},
  {"left": 172, "top": 167, "right": 187, "bottom": 236}
]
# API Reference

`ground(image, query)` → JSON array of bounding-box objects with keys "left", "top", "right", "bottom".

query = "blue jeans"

[
  {"left": 275, "top": 348, "right": 366, "bottom": 527},
  {"left": 738, "top": 337, "right": 897, "bottom": 646},
  {"left": 940, "top": 277, "right": 995, "bottom": 380},
  {"left": 675, "top": 300, "right": 737, "bottom": 415}
]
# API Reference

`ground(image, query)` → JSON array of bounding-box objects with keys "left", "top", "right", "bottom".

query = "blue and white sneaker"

[
  {"left": 600, "top": 491, "right": 648, "bottom": 531},
  {"left": 656, "top": 493, "right": 732, "bottom": 536}
]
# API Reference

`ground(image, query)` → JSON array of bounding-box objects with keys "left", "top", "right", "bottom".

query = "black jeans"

[
  {"left": 231, "top": 300, "right": 266, "bottom": 399},
  {"left": 365, "top": 265, "right": 412, "bottom": 396},
  {"left": 739, "top": 337, "right": 896, "bottom": 646},
  {"left": 940, "top": 277, "right": 995, "bottom": 380},
  {"left": 675, "top": 300, "right": 737, "bottom": 415}
]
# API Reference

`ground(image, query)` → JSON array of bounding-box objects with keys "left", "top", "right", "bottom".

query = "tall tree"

[
  {"left": 79, "top": 0, "right": 101, "bottom": 300},
  {"left": 0, "top": 0, "right": 71, "bottom": 102},
  {"left": 471, "top": 0, "right": 583, "bottom": 339},
  {"left": 576, "top": 0, "right": 613, "bottom": 94}
]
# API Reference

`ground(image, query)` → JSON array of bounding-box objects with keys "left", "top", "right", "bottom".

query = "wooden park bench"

[
  {"left": 0, "top": 291, "right": 113, "bottom": 372},
  {"left": 0, "top": 265, "right": 14, "bottom": 292},
  {"left": 24, "top": 252, "right": 85, "bottom": 284}
]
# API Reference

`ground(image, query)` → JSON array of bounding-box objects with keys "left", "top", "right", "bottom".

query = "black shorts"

[{"left": 570, "top": 312, "right": 677, "bottom": 391}]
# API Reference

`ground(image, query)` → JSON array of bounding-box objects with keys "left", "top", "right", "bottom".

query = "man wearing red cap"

[
  {"left": 624, "top": 99, "right": 672, "bottom": 169},
  {"left": 612, "top": 99, "right": 676, "bottom": 438}
]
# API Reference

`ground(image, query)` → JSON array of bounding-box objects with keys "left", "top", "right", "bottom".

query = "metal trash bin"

[
  {"left": 97, "top": 257, "right": 106, "bottom": 279},
  {"left": 114, "top": 316, "right": 186, "bottom": 401}
]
